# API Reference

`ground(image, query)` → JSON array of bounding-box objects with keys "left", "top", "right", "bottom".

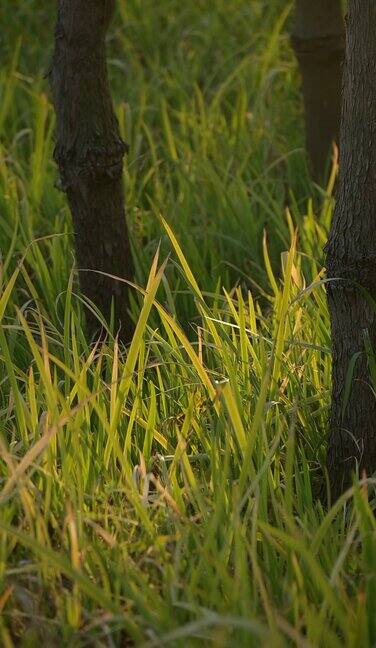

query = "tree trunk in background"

[
  {"left": 50, "top": 0, "right": 134, "bottom": 343},
  {"left": 291, "top": 0, "right": 345, "bottom": 183},
  {"left": 326, "top": 0, "right": 376, "bottom": 502}
]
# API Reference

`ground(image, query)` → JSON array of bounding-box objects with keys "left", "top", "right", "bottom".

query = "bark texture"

[
  {"left": 291, "top": 0, "right": 345, "bottom": 182},
  {"left": 326, "top": 0, "right": 376, "bottom": 501},
  {"left": 50, "top": 0, "right": 134, "bottom": 343}
]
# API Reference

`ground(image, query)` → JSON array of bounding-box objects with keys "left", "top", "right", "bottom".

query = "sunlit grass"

[{"left": 0, "top": 1, "right": 375, "bottom": 646}]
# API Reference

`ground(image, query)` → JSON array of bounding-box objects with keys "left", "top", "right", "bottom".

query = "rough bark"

[
  {"left": 325, "top": 0, "right": 376, "bottom": 501},
  {"left": 50, "top": 0, "right": 134, "bottom": 343},
  {"left": 291, "top": 0, "right": 345, "bottom": 183}
]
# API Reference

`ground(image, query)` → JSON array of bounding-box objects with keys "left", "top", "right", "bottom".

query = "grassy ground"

[{"left": 0, "top": 1, "right": 375, "bottom": 646}]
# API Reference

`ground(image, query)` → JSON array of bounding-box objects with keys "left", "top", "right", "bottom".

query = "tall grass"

[{"left": 0, "top": 1, "right": 375, "bottom": 646}]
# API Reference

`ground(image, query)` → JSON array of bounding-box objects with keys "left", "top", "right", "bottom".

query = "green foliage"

[{"left": 0, "top": 1, "right": 375, "bottom": 646}]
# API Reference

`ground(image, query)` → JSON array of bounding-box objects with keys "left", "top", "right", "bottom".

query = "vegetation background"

[{"left": 0, "top": 1, "right": 374, "bottom": 646}]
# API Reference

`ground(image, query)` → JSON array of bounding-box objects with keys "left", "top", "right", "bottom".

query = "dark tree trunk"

[
  {"left": 50, "top": 0, "right": 134, "bottom": 343},
  {"left": 326, "top": 0, "right": 376, "bottom": 501},
  {"left": 291, "top": 0, "right": 345, "bottom": 183}
]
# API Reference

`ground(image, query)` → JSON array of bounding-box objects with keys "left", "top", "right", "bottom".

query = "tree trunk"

[
  {"left": 291, "top": 0, "right": 345, "bottom": 183},
  {"left": 50, "top": 0, "right": 134, "bottom": 343},
  {"left": 326, "top": 0, "right": 376, "bottom": 502}
]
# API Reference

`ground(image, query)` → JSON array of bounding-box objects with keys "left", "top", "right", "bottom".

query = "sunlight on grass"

[{"left": 0, "top": 2, "right": 374, "bottom": 646}]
